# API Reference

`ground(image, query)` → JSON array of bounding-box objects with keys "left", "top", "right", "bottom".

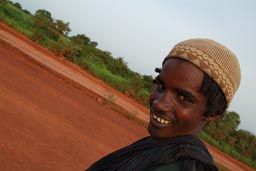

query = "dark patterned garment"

[{"left": 85, "top": 135, "right": 218, "bottom": 171}]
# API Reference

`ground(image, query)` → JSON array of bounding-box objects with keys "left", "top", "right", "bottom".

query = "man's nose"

[{"left": 152, "top": 91, "right": 174, "bottom": 112}]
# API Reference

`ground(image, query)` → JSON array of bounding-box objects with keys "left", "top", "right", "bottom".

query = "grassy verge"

[
  {"left": 201, "top": 131, "right": 256, "bottom": 168},
  {"left": 0, "top": 2, "right": 33, "bottom": 37}
]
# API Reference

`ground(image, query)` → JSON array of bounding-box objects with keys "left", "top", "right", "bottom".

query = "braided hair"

[{"left": 200, "top": 73, "right": 227, "bottom": 117}]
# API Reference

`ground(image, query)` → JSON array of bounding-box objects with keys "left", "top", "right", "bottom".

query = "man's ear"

[{"left": 203, "top": 114, "right": 223, "bottom": 122}]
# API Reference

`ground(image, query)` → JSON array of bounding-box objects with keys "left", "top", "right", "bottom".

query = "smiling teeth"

[{"left": 153, "top": 114, "right": 171, "bottom": 124}]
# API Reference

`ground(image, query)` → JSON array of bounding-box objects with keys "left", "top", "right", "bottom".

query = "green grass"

[
  {"left": 201, "top": 131, "right": 256, "bottom": 168},
  {"left": 70, "top": 56, "right": 132, "bottom": 93},
  {"left": 0, "top": 2, "right": 34, "bottom": 37},
  {"left": 86, "top": 60, "right": 131, "bottom": 93}
]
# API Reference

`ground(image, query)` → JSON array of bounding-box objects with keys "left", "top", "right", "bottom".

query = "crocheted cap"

[{"left": 163, "top": 38, "right": 241, "bottom": 106}]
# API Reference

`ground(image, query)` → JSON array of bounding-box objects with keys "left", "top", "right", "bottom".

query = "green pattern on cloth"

[{"left": 147, "top": 162, "right": 180, "bottom": 171}]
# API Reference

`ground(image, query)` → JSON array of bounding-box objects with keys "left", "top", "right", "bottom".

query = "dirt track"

[{"left": 0, "top": 22, "right": 254, "bottom": 171}]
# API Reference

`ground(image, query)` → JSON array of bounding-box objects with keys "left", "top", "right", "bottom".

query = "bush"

[
  {"left": 81, "top": 59, "right": 131, "bottom": 93},
  {"left": 135, "top": 88, "right": 150, "bottom": 105}
]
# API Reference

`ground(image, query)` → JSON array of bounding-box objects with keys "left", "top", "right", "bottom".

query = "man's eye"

[
  {"left": 157, "top": 83, "right": 164, "bottom": 91},
  {"left": 179, "top": 95, "right": 185, "bottom": 101},
  {"left": 153, "top": 77, "right": 165, "bottom": 91},
  {"left": 178, "top": 95, "right": 191, "bottom": 103}
]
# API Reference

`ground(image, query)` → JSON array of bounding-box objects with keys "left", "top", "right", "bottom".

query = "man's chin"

[{"left": 147, "top": 123, "right": 165, "bottom": 139}]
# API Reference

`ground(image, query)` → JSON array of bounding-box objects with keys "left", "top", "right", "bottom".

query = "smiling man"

[
  {"left": 149, "top": 57, "right": 208, "bottom": 139},
  {"left": 86, "top": 38, "right": 241, "bottom": 171}
]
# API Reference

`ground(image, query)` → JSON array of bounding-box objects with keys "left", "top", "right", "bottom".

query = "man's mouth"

[{"left": 152, "top": 113, "right": 172, "bottom": 125}]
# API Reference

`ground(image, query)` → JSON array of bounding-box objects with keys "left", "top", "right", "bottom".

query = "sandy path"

[
  {"left": 0, "top": 23, "right": 149, "bottom": 124},
  {"left": 0, "top": 37, "right": 148, "bottom": 170},
  {"left": 0, "top": 22, "right": 254, "bottom": 171}
]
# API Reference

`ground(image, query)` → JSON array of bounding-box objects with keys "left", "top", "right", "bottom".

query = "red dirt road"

[{"left": 0, "top": 22, "right": 254, "bottom": 171}]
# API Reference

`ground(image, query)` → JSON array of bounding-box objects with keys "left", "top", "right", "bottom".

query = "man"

[{"left": 86, "top": 38, "right": 241, "bottom": 171}]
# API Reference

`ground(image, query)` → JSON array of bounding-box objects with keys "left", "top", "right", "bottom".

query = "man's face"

[{"left": 148, "top": 58, "right": 207, "bottom": 139}]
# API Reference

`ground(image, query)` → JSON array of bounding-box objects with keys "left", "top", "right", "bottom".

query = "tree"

[
  {"left": 54, "top": 19, "right": 71, "bottom": 36},
  {"left": 89, "top": 41, "right": 98, "bottom": 47},
  {"left": 13, "top": 2, "right": 22, "bottom": 9},
  {"left": 34, "top": 9, "right": 53, "bottom": 23},
  {"left": 0, "top": 0, "right": 8, "bottom": 4},
  {"left": 233, "top": 129, "right": 256, "bottom": 158},
  {"left": 130, "top": 73, "right": 144, "bottom": 94},
  {"left": 33, "top": 9, "right": 59, "bottom": 41},
  {"left": 142, "top": 75, "right": 154, "bottom": 91},
  {"left": 225, "top": 111, "right": 241, "bottom": 129},
  {"left": 70, "top": 34, "right": 91, "bottom": 46},
  {"left": 204, "top": 111, "right": 240, "bottom": 141}
]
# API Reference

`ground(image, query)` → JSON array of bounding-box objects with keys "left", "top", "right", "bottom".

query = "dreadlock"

[{"left": 200, "top": 73, "right": 227, "bottom": 117}]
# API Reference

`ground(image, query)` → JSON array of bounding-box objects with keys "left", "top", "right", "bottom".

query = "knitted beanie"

[{"left": 163, "top": 38, "right": 241, "bottom": 106}]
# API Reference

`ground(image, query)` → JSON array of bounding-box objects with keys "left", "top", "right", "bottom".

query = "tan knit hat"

[{"left": 163, "top": 38, "right": 241, "bottom": 106}]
